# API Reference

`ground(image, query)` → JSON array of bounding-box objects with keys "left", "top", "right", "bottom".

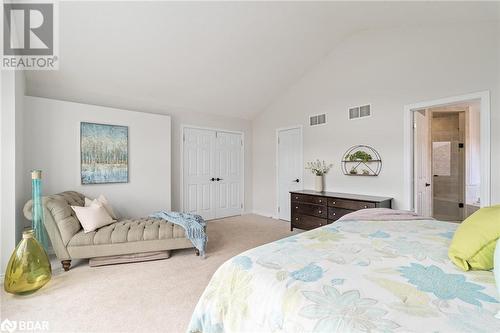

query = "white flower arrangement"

[{"left": 305, "top": 159, "right": 333, "bottom": 176}]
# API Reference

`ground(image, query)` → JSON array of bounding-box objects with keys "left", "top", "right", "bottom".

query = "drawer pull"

[
  {"left": 332, "top": 201, "right": 336, "bottom": 204},
  {"left": 333, "top": 213, "right": 336, "bottom": 216},
  {"left": 319, "top": 199, "right": 322, "bottom": 203},
  {"left": 295, "top": 217, "right": 299, "bottom": 221},
  {"left": 318, "top": 210, "right": 322, "bottom": 214},
  {"left": 364, "top": 205, "right": 368, "bottom": 208},
  {"left": 295, "top": 196, "right": 299, "bottom": 200},
  {"left": 295, "top": 206, "right": 298, "bottom": 209}
]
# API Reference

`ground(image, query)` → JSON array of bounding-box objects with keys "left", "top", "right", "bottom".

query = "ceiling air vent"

[
  {"left": 348, "top": 104, "right": 371, "bottom": 120},
  {"left": 309, "top": 113, "right": 327, "bottom": 126}
]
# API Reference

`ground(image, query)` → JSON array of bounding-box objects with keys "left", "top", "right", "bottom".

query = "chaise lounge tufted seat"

[{"left": 24, "top": 191, "right": 196, "bottom": 271}]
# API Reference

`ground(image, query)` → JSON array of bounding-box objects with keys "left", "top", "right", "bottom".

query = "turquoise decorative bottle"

[{"left": 31, "top": 170, "right": 50, "bottom": 250}]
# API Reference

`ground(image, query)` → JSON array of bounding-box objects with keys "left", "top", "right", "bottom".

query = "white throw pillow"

[
  {"left": 72, "top": 202, "right": 115, "bottom": 233},
  {"left": 84, "top": 194, "right": 118, "bottom": 219}
]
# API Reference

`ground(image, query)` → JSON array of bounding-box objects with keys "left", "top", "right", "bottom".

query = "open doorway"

[
  {"left": 411, "top": 95, "right": 488, "bottom": 222},
  {"left": 414, "top": 102, "right": 479, "bottom": 221}
]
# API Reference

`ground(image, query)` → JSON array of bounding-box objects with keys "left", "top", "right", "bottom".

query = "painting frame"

[{"left": 80, "top": 122, "right": 129, "bottom": 185}]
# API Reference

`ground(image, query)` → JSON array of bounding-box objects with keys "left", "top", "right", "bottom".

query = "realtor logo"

[
  {"left": 3, "top": 3, "right": 53, "bottom": 55},
  {"left": 1, "top": 0, "right": 59, "bottom": 69}
]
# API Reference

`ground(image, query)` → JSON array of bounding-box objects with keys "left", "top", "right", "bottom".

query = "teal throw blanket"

[{"left": 150, "top": 211, "right": 207, "bottom": 257}]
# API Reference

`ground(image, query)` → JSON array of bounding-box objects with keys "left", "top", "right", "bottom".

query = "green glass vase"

[{"left": 4, "top": 230, "right": 52, "bottom": 295}]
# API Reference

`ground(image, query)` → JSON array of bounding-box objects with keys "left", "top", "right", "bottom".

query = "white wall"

[
  {"left": 23, "top": 97, "right": 172, "bottom": 219},
  {"left": 1, "top": 71, "right": 25, "bottom": 274},
  {"left": 15, "top": 72, "right": 25, "bottom": 236},
  {"left": 23, "top": 94, "right": 254, "bottom": 214},
  {"left": 252, "top": 22, "right": 499, "bottom": 216}
]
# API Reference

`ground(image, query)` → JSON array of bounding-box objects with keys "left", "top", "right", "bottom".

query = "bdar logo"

[{"left": 0, "top": 319, "right": 17, "bottom": 333}]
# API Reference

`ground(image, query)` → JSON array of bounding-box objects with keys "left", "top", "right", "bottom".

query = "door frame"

[
  {"left": 403, "top": 91, "right": 491, "bottom": 210},
  {"left": 275, "top": 125, "right": 304, "bottom": 219},
  {"left": 180, "top": 125, "right": 245, "bottom": 215}
]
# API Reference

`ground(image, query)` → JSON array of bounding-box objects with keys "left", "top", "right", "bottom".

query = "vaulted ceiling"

[{"left": 25, "top": 1, "right": 499, "bottom": 119}]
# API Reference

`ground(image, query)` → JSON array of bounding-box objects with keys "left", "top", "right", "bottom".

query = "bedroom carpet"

[{"left": 1, "top": 214, "right": 299, "bottom": 333}]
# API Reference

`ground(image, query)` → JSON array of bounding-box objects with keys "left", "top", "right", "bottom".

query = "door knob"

[
  {"left": 425, "top": 183, "right": 431, "bottom": 187},
  {"left": 210, "top": 178, "right": 215, "bottom": 181},
  {"left": 293, "top": 179, "right": 300, "bottom": 183}
]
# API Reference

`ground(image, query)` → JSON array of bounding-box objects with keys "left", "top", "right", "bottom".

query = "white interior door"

[
  {"left": 414, "top": 110, "right": 432, "bottom": 217},
  {"left": 277, "top": 127, "right": 303, "bottom": 221},
  {"left": 183, "top": 128, "right": 216, "bottom": 220},
  {"left": 183, "top": 128, "right": 243, "bottom": 220},
  {"left": 214, "top": 132, "right": 243, "bottom": 218}
]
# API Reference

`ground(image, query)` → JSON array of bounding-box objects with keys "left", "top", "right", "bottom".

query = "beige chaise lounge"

[{"left": 23, "top": 191, "right": 196, "bottom": 271}]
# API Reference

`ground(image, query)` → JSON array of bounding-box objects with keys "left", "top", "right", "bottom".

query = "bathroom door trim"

[{"left": 403, "top": 91, "right": 491, "bottom": 211}]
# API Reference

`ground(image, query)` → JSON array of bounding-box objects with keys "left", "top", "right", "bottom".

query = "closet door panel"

[
  {"left": 183, "top": 128, "right": 216, "bottom": 220},
  {"left": 214, "top": 132, "right": 242, "bottom": 218}
]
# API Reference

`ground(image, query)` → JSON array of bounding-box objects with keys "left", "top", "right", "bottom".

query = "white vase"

[{"left": 315, "top": 175, "right": 324, "bottom": 192}]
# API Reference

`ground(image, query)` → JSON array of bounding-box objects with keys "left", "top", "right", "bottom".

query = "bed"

[{"left": 188, "top": 215, "right": 500, "bottom": 333}]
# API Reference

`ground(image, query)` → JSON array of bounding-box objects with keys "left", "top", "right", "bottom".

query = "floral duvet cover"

[{"left": 188, "top": 219, "right": 500, "bottom": 333}]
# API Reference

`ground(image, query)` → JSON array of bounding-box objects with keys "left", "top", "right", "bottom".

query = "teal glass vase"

[{"left": 31, "top": 170, "right": 50, "bottom": 250}]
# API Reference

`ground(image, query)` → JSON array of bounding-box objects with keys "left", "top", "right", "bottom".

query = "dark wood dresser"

[{"left": 290, "top": 190, "right": 392, "bottom": 231}]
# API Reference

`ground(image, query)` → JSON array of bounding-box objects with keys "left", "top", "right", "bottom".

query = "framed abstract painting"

[{"left": 80, "top": 122, "right": 129, "bottom": 184}]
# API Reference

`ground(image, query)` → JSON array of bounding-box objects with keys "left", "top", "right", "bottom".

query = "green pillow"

[{"left": 448, "top": 205, "right": 500, "bottom": 271}]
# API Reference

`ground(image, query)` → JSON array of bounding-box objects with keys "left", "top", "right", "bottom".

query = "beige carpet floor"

[{"left": 1, "top": 214, "right": 299, "bottom": 333}]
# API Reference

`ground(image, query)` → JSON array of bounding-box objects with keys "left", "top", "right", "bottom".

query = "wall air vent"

[
  {"left": 348, "top": 104, "right": 371, "bottom": 120},
  {"left": 309, "top": 113, "right": 327, "bottom": 126}
]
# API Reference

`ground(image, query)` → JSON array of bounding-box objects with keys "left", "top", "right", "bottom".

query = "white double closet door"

[{"left": 183, "top": 127, "right": 243, "bottom": 220}]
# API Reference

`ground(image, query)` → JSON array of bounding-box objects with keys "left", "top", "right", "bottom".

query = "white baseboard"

[{"left": 252, "top": 210, "right": 279, "bottom": 219}]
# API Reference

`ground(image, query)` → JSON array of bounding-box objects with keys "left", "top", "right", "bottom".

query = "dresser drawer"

[
  {"left": 291, "top": 194, "right": 326, "bottom": 205},
  {"left": 291, "top": 214, "right": 328, "bottom": 230},
  {"left": 292, "top": 203, "right": 327, "bottom": 218},
  {"left": 328, "top": 198, "right": 376, "bottom": 210},
  {"left": 328, "top": 207, "right": 354, "bottom": 221}
]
